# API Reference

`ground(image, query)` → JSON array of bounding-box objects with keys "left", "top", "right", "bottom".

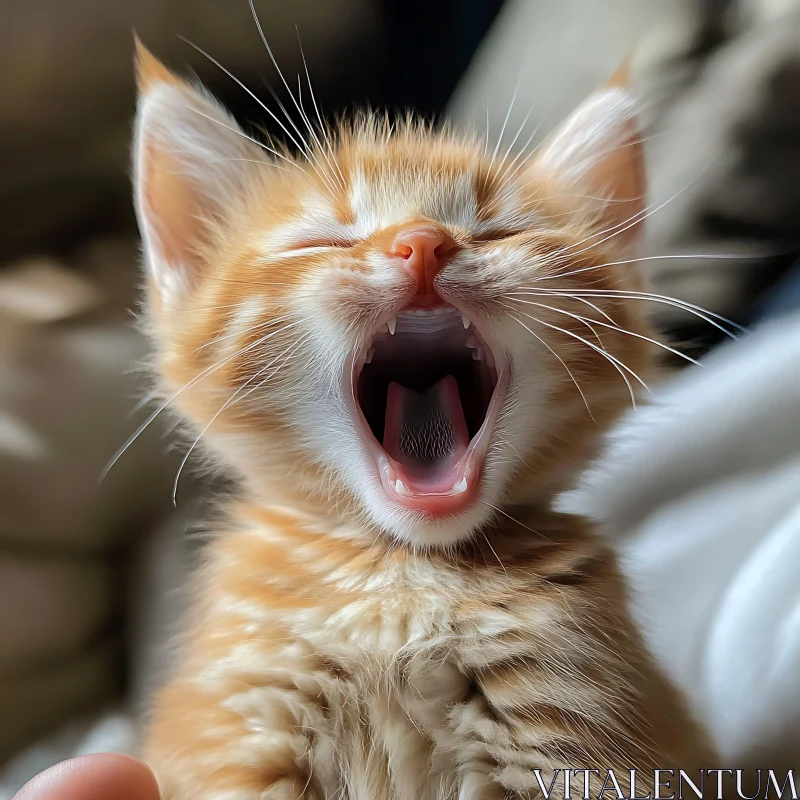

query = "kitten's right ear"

[
  {"left": 133, "top": 37, "right": 262, "bottom": 312},
  {"left": 531, "top": 66, "right": 645, "bottom": 247}
]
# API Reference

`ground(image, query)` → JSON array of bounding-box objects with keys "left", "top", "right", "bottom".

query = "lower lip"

[
  {"left": 344, "top": 354, "right": 509, "bottom": 518},
  {"left": 375, "top": 440, "right": 481, "bottom": 516}
]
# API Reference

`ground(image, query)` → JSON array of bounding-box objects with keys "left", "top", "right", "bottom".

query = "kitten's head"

[{"left": 134, "top": 43, "right": 654, "bottom": 548}]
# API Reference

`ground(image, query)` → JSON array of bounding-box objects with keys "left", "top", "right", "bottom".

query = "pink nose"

[{"left": 391, "top": 227, "right": 457, "bottom": 306}]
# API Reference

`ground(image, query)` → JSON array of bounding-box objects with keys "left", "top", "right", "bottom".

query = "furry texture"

[{"left": 133, "top": 41, "right": 714, "bottom": 800}]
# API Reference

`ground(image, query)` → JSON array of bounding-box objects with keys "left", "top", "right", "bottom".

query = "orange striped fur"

[{"left": 133, "top": 42, "right": 714, "bottom": 800}]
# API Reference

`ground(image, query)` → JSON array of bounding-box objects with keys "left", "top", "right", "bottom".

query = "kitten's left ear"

[
  {"left": 532, "top": 64, "right": 645, "bottom": 245},
  {"left": 133, "top": 38, "right": 262, "bottom": 311}
]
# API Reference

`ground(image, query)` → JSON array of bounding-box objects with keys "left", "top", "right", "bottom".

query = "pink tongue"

[{"left": 383, "top": 375, "right": 469, "bottom": 485}]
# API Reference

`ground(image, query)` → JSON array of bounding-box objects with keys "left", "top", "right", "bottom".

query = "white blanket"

[{"left": 565, "top": 311, "right": 800, "bottom": 769}]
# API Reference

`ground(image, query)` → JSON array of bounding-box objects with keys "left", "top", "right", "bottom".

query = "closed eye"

[
  {"left": 472, "top": 230, "right": 526, "bottom": 243},
  {"left": 272, "top": 239, "right": 358, "bottom": 260},
  {"left": 290, "top": 238, "right": 358, "bottom": 250}
]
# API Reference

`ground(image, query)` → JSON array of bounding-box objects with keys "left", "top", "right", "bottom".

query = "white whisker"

[
  {"left": 196, "top": 315, "right": 298, "bottom": 353},
  {"left": 508, "top": 313, "right": 594, "bottom": 419},
  {"left": 493, "top": 434, "right": 534, "bottom": 470},
  {"left": 550, "top": 164, "right": 714, "bottom": 261},
  {"left": 481, "top": 531, "right": 508, "bottom": 576},
  {"left": 172, "top": 332, "right": 312, "bottom": 503},
  {"left": 206, "top": 156, "right": 289, "bottom": 172},
  {"left": 539, "top": 251, "right": 773, "bottom": 284},
  {"left": 247, "top": 0, "right": 342, "bottom": 195},
  {"left": 478, "top": 501, "right": 543, "bottom": 538},
  {"left": 519, "top": 286, "right": 745, "bottom": 338},
  {"left": 516, "top": 290, "right": 616, "bottom": 323},
  {"left": 504, "top": 303, "right": 647, "bottom": 406},
  {"left": 496, "top": 104, "right": 535, "bottom": 174},
  {"left": 507, "top": 297, "right": 701, "bottom": 366},
  {"left": 102, "top": 321, "right": 297, "bottom": 480},
  {"left": 259, "top": 78, "right": 340, "bottom": 197},
  {"left": 295, "top": 26, "right": 347, "bottom": 189},
  {"left": 491, "top": 117, "right": 545, "bottom": 201},
  {"left": 177, "top": 38, "right": 316, "bottom": 169},
  {"left": 184, "top": 107, "right": 301, "bottom": 172},
  {"left": 489, "top": 76, "right": 521, "bottom": 171}
]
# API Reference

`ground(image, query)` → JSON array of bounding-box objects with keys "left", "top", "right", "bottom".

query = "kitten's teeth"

[
  {"left": 472, "top": 348, "right": 484, "bottom": 361},
  {"left": 395, "top": 479, "right": 410, "bottom": 496},
  {"left": 452, "top": 477, "right": 468, "bottom": 494},
  {"left": 462, "top": 314, "right": 471, "bottom": 329},
  {"left": 365, "top": 347, "right": 374, "bottom": 364},
  {"left": 387, "top": 317, "right": 397, "bottom": 335}
]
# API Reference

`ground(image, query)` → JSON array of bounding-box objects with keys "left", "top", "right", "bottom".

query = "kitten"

[{"left": 134, "top": 40, "right": 714, "bottom": 800}]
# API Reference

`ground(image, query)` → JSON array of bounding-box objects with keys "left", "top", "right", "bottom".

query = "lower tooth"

[
  {"left": 453, "top": 477, "right": 468, "bottom": 494},
  {"left": 365, "top": 347, "right": 374, "bottom": 364},
  {"left": 395, "top": 479, "right": 411, "bottom": 496}
]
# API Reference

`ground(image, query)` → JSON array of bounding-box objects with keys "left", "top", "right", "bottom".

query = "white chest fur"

[{"left": 286, "top": 562, "right": 477, "bottom": 800}]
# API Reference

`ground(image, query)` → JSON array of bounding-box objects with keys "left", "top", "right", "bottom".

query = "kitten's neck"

[{"left": 232, "top": 497, "right": 592, "bottom": 570}]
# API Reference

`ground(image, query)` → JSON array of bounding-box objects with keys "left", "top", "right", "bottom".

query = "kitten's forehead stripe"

[
  {"left": 347, "top": 168, "right": 380, "bottom": 238},
  {"left": 346, "top": 160, "right": 480, "bottom": 237},
  {"left": 258, "top": 127, "right": 506, "bottom": 255}
]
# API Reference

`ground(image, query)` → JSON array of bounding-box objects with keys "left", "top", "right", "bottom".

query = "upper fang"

[
  {"left": 462, "top": 314, "right": 471, "bottom": 329},
  {"left": 388, "top": 317, "right": 397, "bottom": 335}
]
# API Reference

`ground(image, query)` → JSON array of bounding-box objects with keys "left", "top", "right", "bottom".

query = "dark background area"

[
  {"left": 0, "top": 0, "right": 505, "bottom": 264},
  {"left": 380, "top": 0, "right": 505, "bottom": 114}
]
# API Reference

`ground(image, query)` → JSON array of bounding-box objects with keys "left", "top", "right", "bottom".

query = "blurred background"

[{"left": 1, "top": 0, "right": 799, "bottom": 794}]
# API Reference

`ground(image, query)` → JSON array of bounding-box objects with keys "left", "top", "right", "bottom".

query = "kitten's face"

[{"left": 134, "top": 45, "right": 653, "bottom": 547}]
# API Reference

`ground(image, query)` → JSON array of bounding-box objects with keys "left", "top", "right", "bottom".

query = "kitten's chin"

[{"left": 344, "top": 306, "right": 509, "bottom": 532}]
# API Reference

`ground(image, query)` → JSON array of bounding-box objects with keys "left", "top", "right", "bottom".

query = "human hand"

[{"left": 13, "top": 753, "right": 159, "bottom": 800}]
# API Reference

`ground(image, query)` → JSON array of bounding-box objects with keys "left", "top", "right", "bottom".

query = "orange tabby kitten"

[{"left": 134, "top": 40, "right": 714, "bottom": 800}]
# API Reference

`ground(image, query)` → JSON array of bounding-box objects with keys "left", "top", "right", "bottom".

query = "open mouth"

[{"left": 346, "top": 307, "right": 508, "bottom": 516}]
